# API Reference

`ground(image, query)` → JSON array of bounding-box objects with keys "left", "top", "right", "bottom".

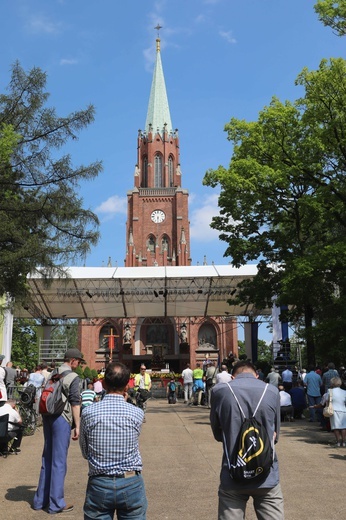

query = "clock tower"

[
  {"left": 78, "top": 30, "right": 238, "bottom": 373},
  {"left": 125, "top": 35, "right": 190, "bottom": 268}
]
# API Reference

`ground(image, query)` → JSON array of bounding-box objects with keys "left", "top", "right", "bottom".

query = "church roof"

[{"left": 145, "top": 37, "right": 173, "bottom": 135}]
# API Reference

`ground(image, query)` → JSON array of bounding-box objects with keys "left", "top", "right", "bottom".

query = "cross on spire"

[{"left": 155, "top": 24, "right": 162, "bottom": 37}]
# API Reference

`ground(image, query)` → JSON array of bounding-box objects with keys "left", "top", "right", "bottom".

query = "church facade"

[{"left": 78, "top": 35, "right": 238, "bottom": 372}]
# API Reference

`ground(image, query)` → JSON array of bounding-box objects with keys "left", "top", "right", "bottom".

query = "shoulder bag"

[{"left": 323, "top": 389, "right": 334, "bottom": 418}]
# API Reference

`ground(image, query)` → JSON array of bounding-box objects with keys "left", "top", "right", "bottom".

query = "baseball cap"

[{"left": 64, "top": 348, "right": 85, "bottom": 363}]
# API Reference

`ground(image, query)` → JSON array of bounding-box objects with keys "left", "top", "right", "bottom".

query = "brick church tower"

[
  {"left": 125, "top": 36, "right": 190, "bottom": 268},
  {"left": 78, "top": 32, "right": 238, "bottom": 372}
]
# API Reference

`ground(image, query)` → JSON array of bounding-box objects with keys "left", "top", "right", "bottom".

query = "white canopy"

[{"left": 15, "top": 264, "right": 269, "bottom": 320}]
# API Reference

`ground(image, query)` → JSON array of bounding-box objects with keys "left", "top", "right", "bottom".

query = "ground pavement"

[{"left": 1, "top": 398, "right": 345, "bottom": 520}]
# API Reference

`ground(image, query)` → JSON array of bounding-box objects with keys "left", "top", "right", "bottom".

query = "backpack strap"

[
  {"left": 228, "top": 383, "right": 269, "bottom": 419},
  {"left": 3, "top": 367, "right": 8, "bottom": 387},
  {"left": 253, "top": 384, "right": 269, "bottom": 417}
]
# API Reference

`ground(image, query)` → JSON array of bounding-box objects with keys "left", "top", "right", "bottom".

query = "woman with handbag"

[{"left": 313, "top": 376, "right": 346, "bottom": 447}]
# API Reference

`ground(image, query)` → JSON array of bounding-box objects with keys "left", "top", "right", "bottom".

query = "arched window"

[
  {"left": 142, "top": 156, "right": 148, "bottom": 187},
  {"left": 147, "top": 235, "right": 156, "bottom": 253},
  {"left": 198, "top": 323, "right": 217, "bottom": 348},
  {"left": 168, "top": 155, "right": 174, "bottom": 187},
  {"left": 161, "top": 235, "right": 170, "bottom": 255},
  {"left": 154, "top": 154, "right": 163, "bottom": 187}
]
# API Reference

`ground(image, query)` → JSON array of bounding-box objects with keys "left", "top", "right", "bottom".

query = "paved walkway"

[{"left": 1, "top": 398, "right": 345, "bottom": 519}]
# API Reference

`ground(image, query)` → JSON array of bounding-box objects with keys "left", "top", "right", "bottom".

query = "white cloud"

[
  {"left": 195, "top": 14, "right": 207, "bottom": 24},
  {"left": 219, "top": 30, "right": 237, "bottom": 44},
  {"left": 60, "top": 58, "right": 78, "bottom": 66},
  {"left": 154, "top": 0, "right": 167, "bottom": 13},
  {"left": 95, "top": 195, "right": 127, "bottom": 221},
  {"left": 27, "top": 15, "right": 63, "bottom": 34},
  {"left": 190, "top": 193, "right": 221, "bottom": 242}
]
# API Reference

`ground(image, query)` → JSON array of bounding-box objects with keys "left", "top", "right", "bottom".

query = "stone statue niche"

[
  {"left": 180, "top": 323, "right": 188, "bottom": 345},
  {"left": 123, "top": 324, "right": 132, "bottom": 345}
]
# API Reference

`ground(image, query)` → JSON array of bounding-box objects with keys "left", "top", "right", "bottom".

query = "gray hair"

[{"left": 330, "top": 376, "right": 342, "bottom": 388}]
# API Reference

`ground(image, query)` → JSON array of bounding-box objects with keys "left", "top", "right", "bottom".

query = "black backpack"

[
  {"left": 20, "top": 384, "right": 37, "bottom": 405},
  {"left": 223, "top": 383, "right": 274, "bottom": 482}
]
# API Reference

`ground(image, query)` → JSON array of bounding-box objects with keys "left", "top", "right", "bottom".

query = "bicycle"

[{"left": 17, "top": 385, "right": 38, "bottom": 436}]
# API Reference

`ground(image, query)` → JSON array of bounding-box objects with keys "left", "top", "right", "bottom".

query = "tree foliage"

[
  {"left": 50, "top": 321, "right": 78, "bottom": 350},
  {"left": 11, "top": 318, "right": 38, "bottom": 371},
  {"left": 204, "top": 58, "right": 346, "bottom": 366},
  {"left": 314, "top": 0, "right": 346, "bottom": 36},
  {"left": 0, "top": 62, "right": 102, "bottom": 302},
  {"left": 238, "top": 339, "right": 272, "bottom": 364}
]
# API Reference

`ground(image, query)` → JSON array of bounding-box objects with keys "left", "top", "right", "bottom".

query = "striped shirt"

[
  {"left": 80, "top": 393, "right": 144, "bottom": 476},
  {"left": 81, "top": 389, "right": 96, "bottom": 409}
]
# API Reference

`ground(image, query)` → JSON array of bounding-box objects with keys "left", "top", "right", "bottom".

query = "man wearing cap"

[
  {"left": 33, "top": 348, "right": 84, "bottom": 514},
  {"left": 80, "top": 362, "right": 147, "bottom": 519}
]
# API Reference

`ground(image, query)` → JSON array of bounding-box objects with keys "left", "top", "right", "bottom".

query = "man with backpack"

[
  {"left": 33, "top": 348, "right": 84, "bottom": 514},
  {"left": 210, "top": 360, "right": 284, "bottom": 519},
  {"left": 167, "top": 377, "right": 177, "bottom": 404}
]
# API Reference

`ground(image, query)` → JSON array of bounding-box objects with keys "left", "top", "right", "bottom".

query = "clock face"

[{"left": 151, "top": 210, "right": 165, "bottom": 223}]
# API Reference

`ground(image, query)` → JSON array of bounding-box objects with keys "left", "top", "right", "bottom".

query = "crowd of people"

[{"left": 1, "top": 349, "right": 346, "bottom": 519}]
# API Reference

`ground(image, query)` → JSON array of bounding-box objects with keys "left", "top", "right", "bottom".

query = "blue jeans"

[
  {"left": 307, "top": 395, "right": 322, "bottom": 422},
  {"left": 84, "top": 474, "right": 147, "bottom": 520},
  {"left": 33, "top": 415, "right": 71, "bottom": 513}
]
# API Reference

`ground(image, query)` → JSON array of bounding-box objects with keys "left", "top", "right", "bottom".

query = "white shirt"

[
  {"left": 279, "top": 390, "right": 292, "bottom": 407},
  {"left": 182, "top": 368, "right": 193, "bottom": 384},
  {"left": 0, "top": 367, "right": 7, "bottom": 402},
  {"left": 216, "top": 371, "right": 232, "bottom": 384},
  {"left": 0, "top": 402, "right": 21, "bottom": 431}
]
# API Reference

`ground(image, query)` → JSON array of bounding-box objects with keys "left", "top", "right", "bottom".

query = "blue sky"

[
  {"left": 1, "top": 0, "right": 343, "bottom": 268},
  {"left": 1, "top": 1, "right": 344, "bottom": 341}
]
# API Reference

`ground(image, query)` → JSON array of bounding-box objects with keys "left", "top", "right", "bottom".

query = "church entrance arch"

[
  {"left": 133, "top": 317, "right": 179, "bottom": 372},
  {"left": 196, "top": 321, "right": 219, "bottom": 364},
  {"left": 94, "top": 321, "right": 121, "bottom": 367}
]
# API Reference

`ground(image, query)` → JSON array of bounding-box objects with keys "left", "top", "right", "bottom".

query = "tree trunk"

[{"left": 304, "top": 304, "right": 315, "bottom": 367}]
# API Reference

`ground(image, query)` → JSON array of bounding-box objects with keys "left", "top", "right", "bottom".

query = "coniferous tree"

[{"left": 0, "top": 62, "right": 102, "bottom": 302}]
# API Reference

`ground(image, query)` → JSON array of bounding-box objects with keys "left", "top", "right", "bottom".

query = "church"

[{"left": 78, "top": 32, "right": 238, "bottom": 372}]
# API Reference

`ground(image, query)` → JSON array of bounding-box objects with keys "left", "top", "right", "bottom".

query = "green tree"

[
  {"left": 74, "top": 364, "right": 84, "bottom": 378},
  {"left": 314, "top": 0, "right": 346, "bottom": 36},
  {"left": 204, "top": 58, "right": 346, "bottom": 366},
  {"left": 0, "top": 123, "right": 20, "bottom": 163},
  {"left": 0, "top": 62, "right": 102, "bottom": 302},
  {"left": 238, "top": 339, "right": 272, "bottom": 364},
  {"left": 11, "top": 318, "right": 38, "bottom": 371},
  {"left": 50, "top": 321, "right": 78, "bottom": 350},
  {"left": 83, "top": 366, "right": 92, "bottom": 381}
]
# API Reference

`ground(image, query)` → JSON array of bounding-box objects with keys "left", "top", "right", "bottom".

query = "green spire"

[{"left": 145, "top": 35, "right": 173, "bottom": 135}]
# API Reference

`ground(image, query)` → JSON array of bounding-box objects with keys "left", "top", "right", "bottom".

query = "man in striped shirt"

[
  {"left": 80, "top": 362, "right": 147, "bottom": 519},
  {"left": 81, "top": 383, "right": 97, "bottom": 411}
]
